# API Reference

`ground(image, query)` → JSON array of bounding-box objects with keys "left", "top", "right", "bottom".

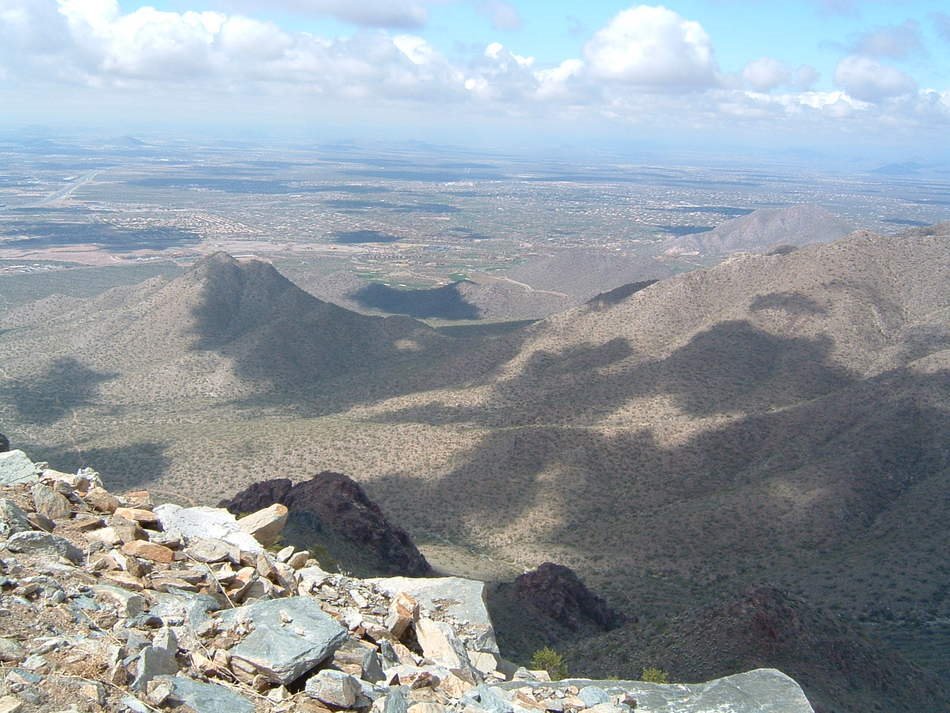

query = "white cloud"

[
  {"left": 834, "top": 55, "right": 917, "bottom": 102},
  {"left": 476, "top": 0, "right": 522, "bottom": 31},
  {"left": 851, "top": 20, "right": 922, "bottom": 59},
  {"left": 741, "top": 58, "right": 820, "bottom": 93},
  {"left": 742, "top": 58, "right": 790, "bottom": 92},
  {"left": 222, "top": 0, "right": 429, "bottom": 29},
  {"left": 583, "top": 5, "right": 717, "bottom": 89}
]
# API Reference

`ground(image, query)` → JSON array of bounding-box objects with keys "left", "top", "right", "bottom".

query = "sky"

[{"left": 2, "top": 1, "right": 950, "bottom": 158}]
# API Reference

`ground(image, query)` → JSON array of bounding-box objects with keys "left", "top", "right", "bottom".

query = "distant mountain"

[
  {"left": 663, "top": 205, "right": 855, "bottom": 256},
  {"left": 0, "top": 252, "right": 443, "bottom": 407},
  {"left": 567, "top": 587, "right": 950, "bottom": 713}
]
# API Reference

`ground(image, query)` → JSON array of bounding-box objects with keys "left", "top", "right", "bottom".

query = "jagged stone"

[
  {"left": 372, "top": 577, "right": 498, "bottom": 654},
  {"left": 0, "top": 499, "right": 33, "bottom": 538},
  {"left": 415, "top": 618, "right": 475, "bottom": 676},
  {"left": 386, "top": 591, "right": 420, "bottom": 639},
  {"left": 577, "top": 687, "right": 610, "bottom": 707},
  {"left": 0, "top": 433, "right": 8, "bottom": 453},
  {"left": 331, "top": 639, "right": 386, "bottom": 683},
  {"left": 222, "top": 473, "right": 432, "bottom": 577},
  {"left": 218, "top": 596, "right": 348, "bottom": 684},
  {"left": 121, "top": 540, "right": 175, "bottom": 564},
  {"left": 154, "top": 504, "right": 262, "bottom": 552},
  {"left": 185, "top": 537, "right": 233, "bottom": 563},
  {"left": 288, "top": 550, "right": 311, "bottom": 570},
  {"left": 153, "top": 675, "right": 255, "bottom": 713},
  {"left": 82, "top": 487, "right": 120, "bottom": 514},
  {"left": 0, "top": 451, "right": 40, "bottom": 486},
  {"left": 92, "top": 584, "right": 147, "bottom": 617},
  {"left": 238, "top": 503, "right": 288, "bottom": 547},
  {"left": 4, "top": 531, "right": 83, "bottom": 564},
  {"left": 305, "top": 669, "right": 362, "bottom": 708},
  {"left": 131, "top": 645, "right": 179, "bottom": 691},
  {"left": 494, "top": 669, "right": 815, "bottom": 712},
  {"left": 31, "top": 483, "right": 72, "bottom": 521},
  {"left": 408, "top": 703, "right": 446, "bottom": 713},
  {"left": 0, "top": 637, "right": 26, "bottom": 663},
  {"left": 114, "top": 507, "right": 160, "bottom": 527}
]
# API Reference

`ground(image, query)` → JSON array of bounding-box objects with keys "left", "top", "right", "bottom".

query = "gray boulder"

[
  {"left": 370, "top": 576, "right": 498, "bottom": 653},
  {"left": 0, "top": 451, "right": 40, "bottom": 486},
  {"left": 217, "top": 596, "right": 348, "bottom": 685},
  {"left": 0, "top": 499, "right": 33, "bottom": 538},
  {"left": 4, "top": 531, "right": 83, "bottom": 564},
  {"left": 495, "top": 669, "right": 815, "bottom": 713},
  {"left": 305, "top": 669, "right": 362, "bottom": 708},
  {"left": 153, "top": 504, "right": 262, "bottom": 553},
  {"left": 153, "top": 675, "right": 254, "bottom": 713}
]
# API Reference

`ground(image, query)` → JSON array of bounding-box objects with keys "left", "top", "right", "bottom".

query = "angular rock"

[
  {"left": 121, "top": 540, "right": 175, "bottom": 564},
  {"left": 386, "top": 591, "right": 420, "bottom": 639},
  {"left": 132, "top": 645, "right": 179, "bottom": 691},
  {"left": 92, "top": 584, "right": 147, "bottom": 617},
  {"left": 371, "top": 577, "right": 498, "bottom": 653},
  {"left": 415, "top": 618, "right": 474, "bottom": 674},
  {"left": 31, "top": 483, "right": 72, "bottom": 521},
  {"left": 331, "top": 639, "right": 386, "bottom": 683},
  {"left": 493, "top": 669, "right": 815, "bottom": 713},
  {"left": 153, "top": 504, "right": 262, "bottom": 553},
  {"left": 83, "top": 487, "right": 120, "bottom": 514},
  {"left": 0, "top": 499, "right": 33, "bottom": 539},
  {"left": 153, "top": 675, "right": 255, "bottom": 713},
  {"left": 0, "top": 637, "right": 26, "bottom": 663},
  {"left": 305, "top": 669, "right": 362, "bottom": 709},
  {"left": 0, "top": 451, "right": 40, "bottom": 486},
  {"left": 0, "top": 433, "right": 8, "bottom": 453},
  {"left": 217, "top": 596, "right": 348, "bottom": 684},
  {"left": 221, "top": 473, "right": 432, "bottom": 577},
  {"left": 4, "top": 531, "right": 83, "bottom": 564},
  {"left": 237, "top": 503, "right": 288, "bottom": 547},
  {"left": 186, "top": 537, "right": 233, "bottom": 563},
  {"left": 114, "top": 507, "right": 160, "bottom": 526}
]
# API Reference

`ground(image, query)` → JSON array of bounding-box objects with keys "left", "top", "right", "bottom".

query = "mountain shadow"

[
  {"left": 0, "top": 358, "right": 116, "bottom": 425},
  {"left": 566, "top": 586, "right": 950, "bottom": 713},
  {"left": 350, "top": 282, "right": 481, "bottom": 320},
  {"left": 23, "top": 441, "right": 170, "bottom": 492},
  {"left": 373, "top": 320, "right": 856, "bottom": 427}
]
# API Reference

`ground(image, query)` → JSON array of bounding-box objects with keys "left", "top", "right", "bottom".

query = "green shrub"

[
  {"left": 530, "top": 647, "right": 568, "bottom": 680},
  {"left": 640, "top": 666, "right": 670, "bottom": 683}
]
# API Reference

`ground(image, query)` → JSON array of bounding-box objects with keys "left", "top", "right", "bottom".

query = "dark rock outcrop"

[
  {"left": 513, "top": 562, "right": 626, "bottom": 632},
  {"left": 221, "top": 474, "right": 431, "bottom": 577},
  {"left": 0, "top": 432, "right": 9, "bottom": 452}
]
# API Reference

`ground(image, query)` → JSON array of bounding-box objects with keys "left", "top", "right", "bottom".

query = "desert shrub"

[
  {"left": 640, "top": 666, "right": 670, "bottom": 683},
  {"left": 530, "top": 647, "right": 568, "bottom": 680}
]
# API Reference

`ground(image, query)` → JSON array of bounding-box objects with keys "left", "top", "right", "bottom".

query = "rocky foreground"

[{"left": 0, "top": 449, "right": 815, "bottom": 713}]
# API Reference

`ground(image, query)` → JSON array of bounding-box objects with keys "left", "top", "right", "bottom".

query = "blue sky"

[{"left": 2, "top": 1, "right": 949, "bottom": 158}]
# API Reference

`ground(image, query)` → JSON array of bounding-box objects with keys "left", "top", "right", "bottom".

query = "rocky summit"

[
  {"left": 0, "top": 448, "right": 816, "bottom": 713},
  {"left": 220, "top": 473, "right": 432, "bottom": 577}
]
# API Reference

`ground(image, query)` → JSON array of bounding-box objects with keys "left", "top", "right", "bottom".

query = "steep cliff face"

[{"left": 220, "top": 473, "right": 432, "bottom": 577}]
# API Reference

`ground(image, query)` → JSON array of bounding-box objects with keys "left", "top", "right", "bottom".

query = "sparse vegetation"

[
  {"left": 531, "top": 647, "right": 568, "bottom": 681},
  {"left": 640, "top": 667, "right": 670, "bottom": 684}
]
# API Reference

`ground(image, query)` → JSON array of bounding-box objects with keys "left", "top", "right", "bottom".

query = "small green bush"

[
  {"left": 640, "top": 666, "right": 670, "bottom": 683},
  {"left": 530, "top": 647, "right": 568, "bottom": 680}
]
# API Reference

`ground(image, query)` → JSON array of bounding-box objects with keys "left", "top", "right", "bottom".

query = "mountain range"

[{"left": 0, "top": 222, "right": 947, "bottom": 712}]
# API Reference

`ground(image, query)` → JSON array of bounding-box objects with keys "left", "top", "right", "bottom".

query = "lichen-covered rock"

[
  {"left": 218, "top": 596, "right": 348, "bottom": 684},
  {"left": 0, "top": 451, "right": 40, "bottom": 486},
  {"left": 153, "top": 504, "right": 261, "bottom": 553},
  {"left": 0, "top": 499, "right": 33, "bottom": 539},
  {"left": 4, "top": 530, "right": 83, "bottom": 564}
]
